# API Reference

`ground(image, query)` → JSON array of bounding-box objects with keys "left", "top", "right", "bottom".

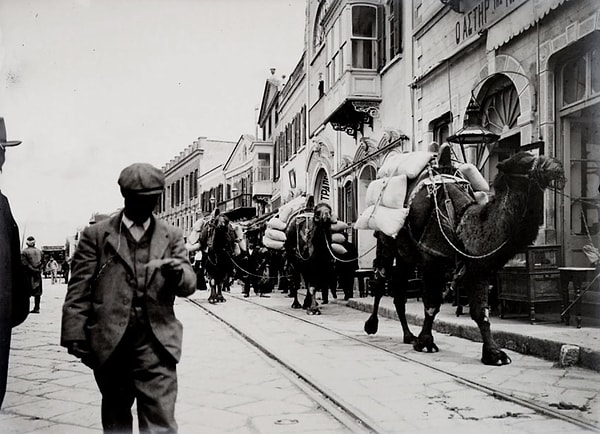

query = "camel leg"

[
  {"left": 306, "top": 286, "right": 321, "bottom": 315},
  {"left": 290, "top": 272, "right": 302, "bottom": 309},
  {"left": 413, "top": 265, "right": 442, "bottom": 353},
  {"left": 389, "top": 264, "right": 417, "bottom": 343},
  {"left": 208, "top": 278, "right": 217, "bottom": 304},
  {"left": 217, "top": 281, "right": 226, "bottom": 302},
  {"left": 364, "top": 269, "right": 385, "bottom": 335},
  {"left": 468, "top": 277, "right": 511, "bottom": 365}
]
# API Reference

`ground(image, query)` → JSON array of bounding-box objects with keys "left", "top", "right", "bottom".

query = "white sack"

[
  {"left": 365, "top": 174, "right": 407, "bottom": 209},
  {"left": 458, "top": 163, "right": 490, "bottom": 192},
  {"left": 262, "top": 236, "right": 285, "bottom": 250},
  {"left": 330, "top": 221, "right": 348, "bottom": 233},
  {"left": 354, "top": 205, "right": 410, "bottom": 238},
  {"left": 331, "top": 243, "right": 348, "bottom": 256},
  {"left": 265, "top": 228, "right": 287, "bottom": 242},
  {"left": 331, "top": 233, "right": 346, "bottom": 244},
  {"left": 267, "top": 217, "right": 287, "bottom": 231},
  {"left": 377, "top": 151, "right": 434, "bottom": 179}
]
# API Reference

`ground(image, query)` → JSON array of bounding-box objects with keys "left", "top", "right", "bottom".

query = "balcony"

[
  {"left": 309, "top": 69, "right": 381, "bottom": 137},
  {"left": 219, "top": 193, "right": 256, "bottom": 222}
]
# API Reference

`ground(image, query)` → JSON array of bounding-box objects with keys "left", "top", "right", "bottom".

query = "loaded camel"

[
  {"left": 284, "top": 202, "right": 337, "bottom": 315},
  {"left": 198, "top": 209, "right": 237, "bottom": 304},
  {"left": 364, "top": 150, "right": 565, "bottom": 365}
]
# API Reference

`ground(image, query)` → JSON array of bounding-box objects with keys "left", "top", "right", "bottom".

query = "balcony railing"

[{"left": 219, "top": 193, "right": 252, "bottom": 212}]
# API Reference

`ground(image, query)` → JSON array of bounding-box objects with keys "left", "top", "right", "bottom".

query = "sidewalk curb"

[{"left": 343, "top": 298, "right": 600, "bottom": 372}]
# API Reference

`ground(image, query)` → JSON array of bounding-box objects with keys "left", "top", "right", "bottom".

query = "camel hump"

[{"left": 437, "top": 143, "right": 453, "bottom": 171}]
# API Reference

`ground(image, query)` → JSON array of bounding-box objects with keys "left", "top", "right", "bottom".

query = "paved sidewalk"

[
  {"left": 338, "top": 293, "right": 600, "bottom": 371},
  {"left": 0, "top": 283, "right": 352, "bottom": 433}
]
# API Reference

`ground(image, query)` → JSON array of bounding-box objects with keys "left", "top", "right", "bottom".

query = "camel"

[
  {"left": 199, "top": 209, "right": 237, "bottom": 304},
  {"left": 364, "top": 151, "right": 565, "bottom": 365},
  {"left": 284, "top": 202, "right": 336, "bottom": 315}
]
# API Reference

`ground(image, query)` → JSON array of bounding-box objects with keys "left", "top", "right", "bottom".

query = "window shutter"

[{"left": 377, "top": 4, "right": 385, "bottom": 70}]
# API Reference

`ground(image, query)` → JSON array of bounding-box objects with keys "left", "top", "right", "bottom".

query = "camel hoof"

[
  {"left": 403, "top": 334, "right": 417, "bottom": 344},
  {"left": 482, "top": 347, "right": 512, "bottom": 366},
  {"left": 413, "top": 335, "right": 439, "bottom": 353},
  {"left": 364, "top": 317, "right": 379, "bottom": 335},
  {"left": 307, "top": 308, "right": 321, "bottom": 315}
]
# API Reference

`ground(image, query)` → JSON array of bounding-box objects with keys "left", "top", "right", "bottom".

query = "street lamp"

[
  {"left": 209, "top": 195, "right": 216, "bottom": 211},
  {"left": 447, "top": 70, "right": 533, "bottom": 170},
  {"left": 446, "top": 97, "right": 500, "bottom": 170}
]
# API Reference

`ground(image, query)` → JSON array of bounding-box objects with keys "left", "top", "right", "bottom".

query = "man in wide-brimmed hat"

[
  {"left": 0, "top": 117, "right": 29, "bottom": 408},
  {"left": 61, "top": 162, "right": 196, "bottom": 433}
]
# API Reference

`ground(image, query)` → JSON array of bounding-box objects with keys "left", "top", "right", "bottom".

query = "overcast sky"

[{"left": 0, "top": 0, "right": 305, "bottom": 246}]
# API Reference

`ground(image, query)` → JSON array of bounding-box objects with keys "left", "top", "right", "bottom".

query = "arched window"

[{"left": 481, "top": 75, "right": 521, "bottom": 135}]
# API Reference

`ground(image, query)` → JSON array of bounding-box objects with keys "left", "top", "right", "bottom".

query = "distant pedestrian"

[
  {"left": 61, "top": 258, "right": 70, "bottom": 283},
  {"left": 193, "top": 250, "right": 206, "bottom": 291},
  {"left": 0, "top": 117, "right": 29, "bottom": 408},
  {"left": 21, "top": 236, "right": 43, "bottom": 313},
  {"left": 61, "top": 162, "right": 196, "bottom": 434},
  {"left": 46, "top": 257, "right": 59, "bottom": 284},
  {"left": 335, "top": 234, "right": 359, "bottom": 301}
]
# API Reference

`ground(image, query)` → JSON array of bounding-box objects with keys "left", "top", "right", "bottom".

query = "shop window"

[
  {"left": 352, "top": 5, "right": 377, "bottom": 69},
  {"left": 557, "top": 37, "right": 600, "bottom": 265},
  {"left": 560, "top": 46, "right": 600, "bottom": 109}
]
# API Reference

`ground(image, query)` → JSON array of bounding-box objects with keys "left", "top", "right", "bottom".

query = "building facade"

[
  {"left": 411, "top": 0, "right": 599, "bottom": 267},
  {"left": 157, "top": 137, "right": 235, "bottom": 236}
]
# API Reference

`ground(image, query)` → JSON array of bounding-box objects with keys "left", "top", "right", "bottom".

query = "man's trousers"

[{"left": 93, "top": 308, "right": 178, "bottom": 433}]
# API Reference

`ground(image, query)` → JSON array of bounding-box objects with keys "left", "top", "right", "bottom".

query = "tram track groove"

[
  {"left": 188, "top": 298, "right": 377, "bottom": 433},
  {"left": 188, "top": 294, "right": 599, "bottom": 433}
]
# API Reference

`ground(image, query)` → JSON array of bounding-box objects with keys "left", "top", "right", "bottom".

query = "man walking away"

[
  {"left": 21, "top": 236, "right": 43, "bottom": 313},
  {"left": 61, "top": 163, "right": 196, "bottom": 433}
]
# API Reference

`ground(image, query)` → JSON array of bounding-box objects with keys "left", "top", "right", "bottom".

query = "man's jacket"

[{"left": 60, "top": 212, "right": 195, "bottom": 367}]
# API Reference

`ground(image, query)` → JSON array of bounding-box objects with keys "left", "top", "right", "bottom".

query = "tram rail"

[{"left": 188, "top": 294, "right": 599, "bottom": 433}]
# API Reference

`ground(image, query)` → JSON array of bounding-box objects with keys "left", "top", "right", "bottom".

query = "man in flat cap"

[
  {"left": 0, "top": 117, "right": 29, "bottom": 408},
  {"left": 61, "top": 162, "right": 196, "bottom": 433},
  {"left": 21, "top": 235, "right": 43, "bottom": 313}
]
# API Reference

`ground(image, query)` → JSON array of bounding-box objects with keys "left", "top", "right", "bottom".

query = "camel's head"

[
  {"left": 496, "top": 151, "right": 566, "bottom": 190},
  {"left": 313, "top": 202, "right": 333, "bottom": 226}
]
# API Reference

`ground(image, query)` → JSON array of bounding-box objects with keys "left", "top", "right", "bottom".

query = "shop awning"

[{"left": 487, "top": 0, "right": 571, "bottom": 51}]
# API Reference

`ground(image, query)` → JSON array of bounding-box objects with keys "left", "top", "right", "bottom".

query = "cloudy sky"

[{"left": 0, "top": 0, "right": 305, "bottom": 245}]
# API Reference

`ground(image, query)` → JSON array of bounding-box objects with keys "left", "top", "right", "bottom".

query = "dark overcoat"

[
  {"left": 60, "top": 212, "right": 196, "bottom": 367},
  {"left": 0, "top": 192, "right": 29, "bottom": 406}
]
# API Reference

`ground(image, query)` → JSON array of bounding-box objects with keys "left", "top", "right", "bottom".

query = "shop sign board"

[{"left": 454, "top": 0, "right": 527, "bottom": 46}]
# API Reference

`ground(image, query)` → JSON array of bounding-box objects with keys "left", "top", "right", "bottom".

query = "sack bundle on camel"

[
  {"left": 263, "top": 197, "right": 349, "bottom": 256},
  {"left": 354, "top": 149, "right": 491, "bottom": 238}
]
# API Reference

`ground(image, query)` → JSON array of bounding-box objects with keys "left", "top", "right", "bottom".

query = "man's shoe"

[
  {"left": 30, "top": 309, "right": 40, "bottom": 314},
  {"left": 243, "top": 293, "right": 249, "bottom": 298}
]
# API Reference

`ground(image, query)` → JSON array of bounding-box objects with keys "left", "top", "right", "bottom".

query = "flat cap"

[
  {"left": 26, "top": 236, "right": 35, "bottom": 241},
  {"left": 118, "top": 163, "right": 165, "bottom": 196}
]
